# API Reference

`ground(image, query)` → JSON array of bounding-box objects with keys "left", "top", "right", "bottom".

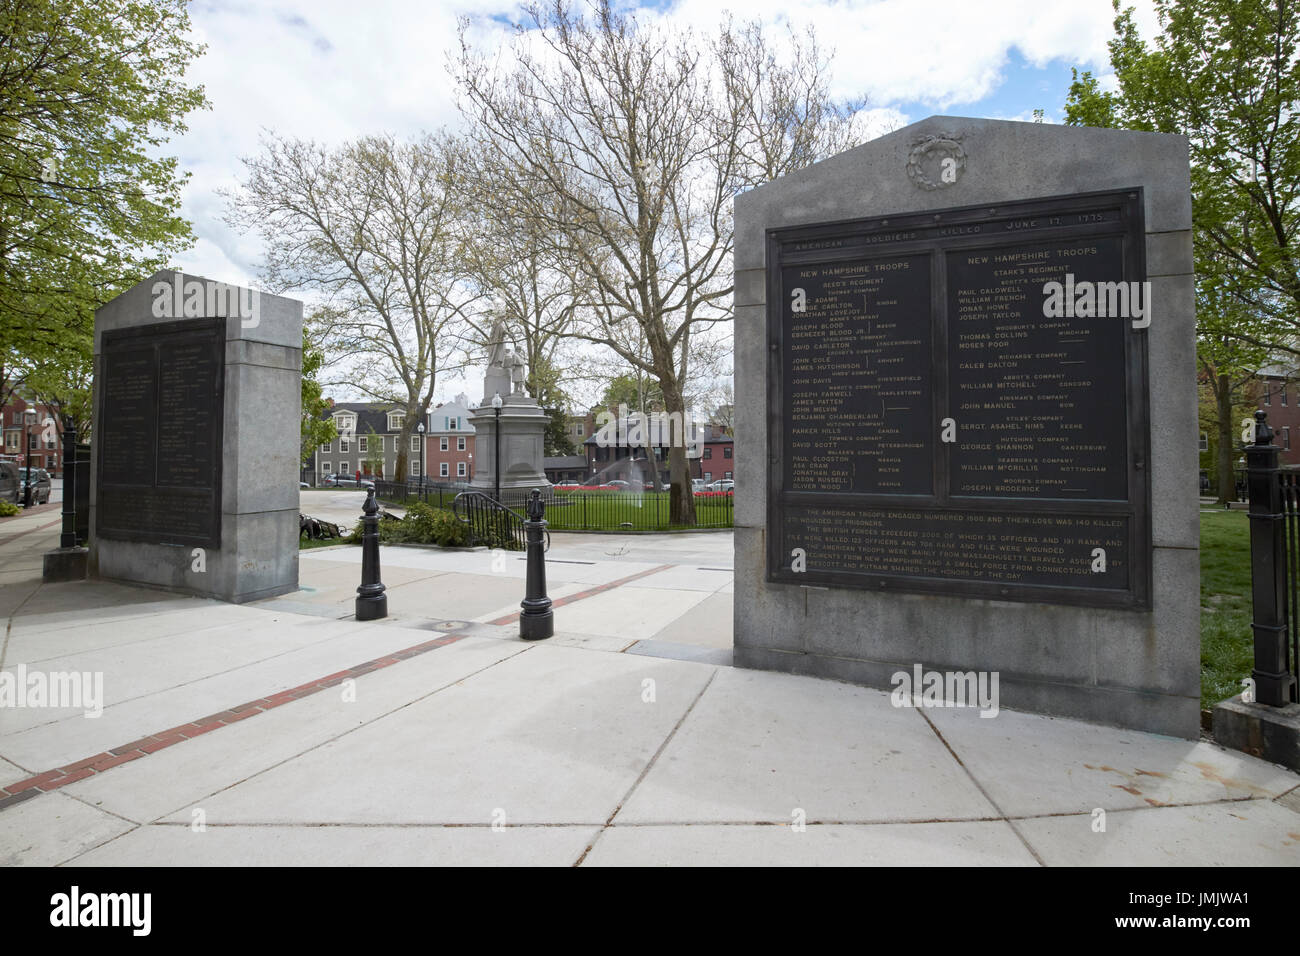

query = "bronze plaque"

[
  {"left": 96, "top": 318, "right": 224, "bottom": 547},
  {"left": 767, "top": 189, "right": 1150, "bottom": 608}
]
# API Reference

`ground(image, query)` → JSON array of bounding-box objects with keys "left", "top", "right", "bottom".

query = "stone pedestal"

[
  {"left": 1212, "top": 696, "right": 1300, "bottom": 772},
  {"left": 42, "top": 546, "right": 88, "bottom": 582},
  {"left": 89, "top": 270, "right": 302, "bottom": 604},
  {"left": 468, "top": 394, "right": 551, "bottom": 503}
]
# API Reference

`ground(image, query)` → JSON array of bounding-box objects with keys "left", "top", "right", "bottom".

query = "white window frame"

[
  {"left": 440, "top": 437, "right": 449, "bottom": 451},
  {"left": 457, "top": 436, "right": 466, "bottom": 451},
  {"left": 339, "top": 461, "right": 349, "bottom": 474},
  {"left": 457, "top": 461, "right": 466, "bottom": 477},
  {"left": 410, "top": 436, "right": 420, "bottom": 452},
  {"left": 320, "top": 441, "right": 330, "bottom": 453},
  {"left": 440, "top": 462, "right": 449, "bottom": 477},
  {"left": 321, "top": 461, "right": 331, "bottom": 474},
  {"left": 1198, "top": 432, "right": 1209, "bottom": 452},
  {"left": 411, "top": 459, "right": 422, "bottom": 475},
  {"left": 358, "top": 436, "right": 368, "bottom": 453},
  {"left": 389, "top": 413, "right": 404, "bottom": 430}
]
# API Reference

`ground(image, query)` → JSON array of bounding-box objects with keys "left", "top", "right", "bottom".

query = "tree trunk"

[
  {"left": 1215, "top": 373, "right": 1236, "bottom": 505},
  {"left": 661, "top": 379, "right": 696, "bottom": 525}
]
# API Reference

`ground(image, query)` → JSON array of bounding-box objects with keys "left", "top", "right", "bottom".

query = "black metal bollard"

[
  {"left": 519, "top": 488, "right": 553, "bottom": 641},
  {"left": 1246, "top": 410, "right": 1295, "bottom": 705},
  {"left": 355, "top": 487, "right": 388, "bottom": 621}
]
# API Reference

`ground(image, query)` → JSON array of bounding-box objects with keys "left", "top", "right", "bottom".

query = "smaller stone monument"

[
  {"left": 468, "top": 320, "right": 550, "bottom": 502},
  {"left": 89, "top": 270, "right": 302, "bottom": 603}
]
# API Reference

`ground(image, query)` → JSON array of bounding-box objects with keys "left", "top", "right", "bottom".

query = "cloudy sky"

[{"left": 169, "top": 0, "right": 1159, "bottom": 403}]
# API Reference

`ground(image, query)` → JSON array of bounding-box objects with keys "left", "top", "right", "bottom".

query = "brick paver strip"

[
  {"left": 0, "top": 516, "right": 64, "bottom": 546},
  {"left": 487, "top": 564, "right": 674, "bottom": 626},
  {"left": 0, "top": 632, "right": 466, "bottom": 812}
]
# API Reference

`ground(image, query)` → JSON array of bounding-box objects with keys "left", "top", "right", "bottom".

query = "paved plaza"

[{"left": 1, "top": 501, "right": 1298, "bottom": 866}]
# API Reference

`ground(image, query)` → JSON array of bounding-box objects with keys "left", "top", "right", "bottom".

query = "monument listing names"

[{"left": 767, "top": 189, "right": 1151, "bottom": 608}]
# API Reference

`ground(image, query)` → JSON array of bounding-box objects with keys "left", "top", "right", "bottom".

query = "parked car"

[
  {"left": 705, "top": 479, "right": 734, "bottom": 492},
  {"left": 0, "top": 461, "right": 18, "bottom": 504},
  {"left": 606, "top": 479, "right": 630, "bottom": 488},
  {"left": 18, "top": 467, "right": 51, "bottom": 504},
  {"left": 553, "top": 481, "right": 580, "bottom": 489},
  {"left": 322, "top": 473, "right": 375, "bottom": 490}
]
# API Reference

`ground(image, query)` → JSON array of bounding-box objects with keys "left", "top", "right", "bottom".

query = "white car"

[{"left": 705, "top": 479, "right": 734, "bottom": 492}]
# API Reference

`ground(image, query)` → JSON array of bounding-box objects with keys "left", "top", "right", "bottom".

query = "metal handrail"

[{"left": 452, "top": 491, "right": 548, "bottom": 551}]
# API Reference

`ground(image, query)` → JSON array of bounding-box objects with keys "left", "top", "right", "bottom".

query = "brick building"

[
  {"left": 1255, "top": 370, "right": 1300, "bottom": 465},
  {"left": 1, "top": 397, "right": 63, "bottom": 476},
  {"left": 425, "top": 396, "right": 476, "bottom": 482}
]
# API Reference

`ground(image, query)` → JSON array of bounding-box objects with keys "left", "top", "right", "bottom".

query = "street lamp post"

[
  {"left": 417, "top": 420, "right": 425, "bottom": 496},
  {"left": 491, "top": 391, "right": 503, "bottom": 502},
  {"left": 22, "top": 410, "right": 35, "bottom": 507}
]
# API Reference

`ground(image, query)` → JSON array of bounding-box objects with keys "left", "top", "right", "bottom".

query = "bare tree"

[
  {"left": 458, "top": 148, "right": 585, "bottom": 403},
  {"left": 225, "top": 131, "right": 480, "bottom": 480},
  {"left": 455, "top": 0, "right": 862, "bottom": 522}
]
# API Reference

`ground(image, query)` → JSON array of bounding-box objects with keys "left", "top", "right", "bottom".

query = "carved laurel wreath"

[{"left": 906, "top": 133, "right": 966, "bottom": 190}]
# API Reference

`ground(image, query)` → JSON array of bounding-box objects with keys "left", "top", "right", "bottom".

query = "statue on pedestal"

[
  {"left": 483, "top": 318, "right": 511, "bottom": 403},
  {"left": 504, "top": 347, "right": 528, "bottom": 397}
]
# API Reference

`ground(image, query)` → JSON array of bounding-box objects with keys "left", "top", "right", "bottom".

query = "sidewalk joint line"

[
  {"left": 916, "top": 708, "right": 1047, "bottom": 867},
  {"left": 573, "top": 667, "right": 719, "bottom": 866}
]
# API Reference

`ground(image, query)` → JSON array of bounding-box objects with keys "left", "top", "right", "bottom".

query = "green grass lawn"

[
  {"left": 1200, "top": 508, "right": 1255, "bottom": 708},
  {"left": 299, "top": 534, "right": 352, "bottom": 550},
  {"left": 545, "top": 491, "right": 734, "bottom": 532}
]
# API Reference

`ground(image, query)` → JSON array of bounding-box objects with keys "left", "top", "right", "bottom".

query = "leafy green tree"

[
  {"left": 1, "top": 0, "right": 208, "bottom": 414},
  {"left": 301, "top": 331, "right": 337, "bottom": 467},
  {"left": 1064, "top": 0, "right": 1300, "bottom": 496},
  {"left": 600, "top": 373, "right": 665, "bottom": 413},
  {"left": 530, "top": 355, "right": 576, "bottom": 457}
]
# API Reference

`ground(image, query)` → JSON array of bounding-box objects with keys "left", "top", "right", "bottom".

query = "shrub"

[
  {"left": 0, "top": 499, "right": 19, "bottom": 517},
  {"left": 344, "top": 504, "right": 469, "bottom": 548},
  {"left": 429, "top": 508, "right": 470, "bottom": 547}
]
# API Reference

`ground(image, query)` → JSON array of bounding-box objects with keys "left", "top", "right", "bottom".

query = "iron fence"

[
  {"left": 372, "top": 480, "right": 734, "bottom": 533},
  {"left": 452, "top": 491, "right": 529, "bottom": 550},
  {"left": 545, "top": 490, "right": 734, "bottom": 532}
]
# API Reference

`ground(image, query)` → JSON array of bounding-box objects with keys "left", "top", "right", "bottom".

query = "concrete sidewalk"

[{"left": 1, "top": 522, "right": 1298, "bottom": 866}]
